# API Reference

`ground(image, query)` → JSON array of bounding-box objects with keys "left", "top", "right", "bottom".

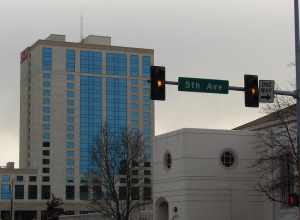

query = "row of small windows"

[
  {"left": 42, "top": 48, "right": 52, "bottom": 177},
  {"left": 42, "top": 141, "right": 50, "bottom": 177},
  {"left": 42, "top": 49, "right": 52, "bottom": 144},
  {"left": 67, "top": 185, "right": 152, "bottom": 201},
  {"left": 1, "top": 175, "right": 27, "bottom": 182},
  {"left": 142, "top": 81, "right": 151, "bottom": 160},
  {"left": 2, "top": 173, "right": 53, "bottom": 184},
  {"left": 0, "top": 184, "right": 50, "bottom": 200},
  {"left": 0, "top": 176, "right": 47, "bottom": 184},
  {"left": 42, "top": 48, "right": 151, "bottom": 76},
  {"left": 66, "top": 72, "right": 75, "bottom": 182}
]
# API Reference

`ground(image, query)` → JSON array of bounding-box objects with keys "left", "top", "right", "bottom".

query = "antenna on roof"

[{"left": 80, "top": 12, "right": 84, "bottom": 41}]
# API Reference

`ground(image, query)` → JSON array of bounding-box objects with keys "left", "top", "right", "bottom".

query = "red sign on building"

[{"left": 20, "top": 49, "right": 29, "bottom": 64}]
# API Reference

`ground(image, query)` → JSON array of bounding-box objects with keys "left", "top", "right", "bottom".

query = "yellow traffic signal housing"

[
  {"left": 244, "top": 75, "right": 259, "bottom": 107},
  {"left": 151, "top": 66, "right": 165, "bottom": 100}
]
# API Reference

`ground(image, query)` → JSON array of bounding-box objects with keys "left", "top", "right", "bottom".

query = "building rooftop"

[
  {"left": 155, "top": 127, "right": 256, "bottom": 141},
  {"left": 0, "top": 162, "right": 37, "bottom": 174},
  {"left": 29, "top": 34, "right": 154, "bottom": 54},
  {"left": 233, "top": 104, "right": 296, "bottom": 130}
]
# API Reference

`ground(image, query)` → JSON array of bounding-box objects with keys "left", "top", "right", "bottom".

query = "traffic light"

[
  {"left": 244, "top": 74, "right": 259, "bottom": 107},
  {"left": 288, "top": 194, "right": 299, "bottom": 207},
  {"left": 151, "top": 66, "right": 165, "bottom": 100}
]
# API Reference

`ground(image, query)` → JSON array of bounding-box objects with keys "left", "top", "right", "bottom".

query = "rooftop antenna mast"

[{"left": 80, "top": 12, "right": 84, "bottom": 41}]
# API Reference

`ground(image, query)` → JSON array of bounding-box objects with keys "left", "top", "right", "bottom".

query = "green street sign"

[{"left": 178, "top": 77, "right": 229, "bottom": 94}]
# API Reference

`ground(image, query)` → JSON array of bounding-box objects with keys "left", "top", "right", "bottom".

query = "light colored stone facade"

[
  {"left": 153, "top": 128, "right": 274, "bottom": 220},
  {"left": 1, "top": 34, "right": 155, "bottom": 219},
  {"left": 19, "top": 34, "right": 154, "bottom": 200}
]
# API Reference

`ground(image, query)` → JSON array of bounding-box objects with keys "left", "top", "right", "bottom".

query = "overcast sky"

[{"left": 0, "top": 0, "right": 296, "bottom": 167}]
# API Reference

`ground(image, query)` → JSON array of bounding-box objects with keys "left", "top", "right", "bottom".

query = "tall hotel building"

[{"left": 19, "top": 34, "right": 154, "bottom": 202}]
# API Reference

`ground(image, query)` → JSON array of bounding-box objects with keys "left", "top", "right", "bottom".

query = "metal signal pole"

[{"left": 294, "top": 0, "right": 300, "bottom": 218}]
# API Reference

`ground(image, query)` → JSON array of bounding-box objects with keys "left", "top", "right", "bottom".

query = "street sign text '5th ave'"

[{"left": 178, "top": 77, "right": 229, "bottom": 94}]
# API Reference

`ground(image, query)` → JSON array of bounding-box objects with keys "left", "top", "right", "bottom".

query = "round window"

[
  {"left": 221, "top": 150, "right": 235, "bottom": 168},
  {"left": 164, "top": 151, "right": 172, "bottom": 169}
]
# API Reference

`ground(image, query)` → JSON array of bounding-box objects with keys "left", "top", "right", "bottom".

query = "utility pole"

[{"left": 294, "top": 0, "right": 300, "bottom": 218}]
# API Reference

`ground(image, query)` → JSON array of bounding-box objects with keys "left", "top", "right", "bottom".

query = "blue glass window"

[
  {"left": 43, "top": 132, "right": 50, "bottom": 139},
  {"left": 67, "top": 108, "right": 74, "bottom": 114},
  {"left": 80, "top": 76, "right": 102, "bottom": 175},
  {"left": 43, "top": 73, "right": 51, "bottom": 79},
  {"left": 144, "top": 127, "right": 150, "bottom": 134},
  {"left": 131, "top": 79, "right": 138, "bottom": 85},
  {"left": 2, "top": 176, "right": 9, "bottom": 182},
  {"left": 131, "top": 87, "right": 138, "bottom": 94},
  {"left": 131, "top": 112, "right": 138, "bottom": 120},
  {"left": 131, "top": 103, "right": 138, "bottom": 110},
  {"left": 130, "top": 55, "right": 139, "bottom": 76},
  {"left": 142, "top": 56, "right": 151, "bottom": 76},
  {"left": 66, "top": 49, "right": 75, "bottom": 72},
  {"left": 67, "top": 116, "right": 74, "bottom": 123},
  {"left": 67, "top": 83, "right": 74, "bottom": 90},
  {"left": 67, "top": 91, "right": 74, "bottom": 98},
  {"left": 43, "top": 98, "right": 50, "bottom": 105},
  {"left": 144, "top": 147, "right": 151, "bottom": 160},
  {"left": 131, "top": 95, "right": 138, "bottom": 102},
  {"left": 43, "top": 89, "right": 51, "bottom": 97},
  {"left": 106, "top": 53, "right": 127, "bottom": 75},
  {"left": 67, "top": 99, "right": 75, "bottom": 106},
  {"left": 66, "top": 133, "right": 74, "bottom": 140},
  {"left": 143, "top": 112, "right": 150, "bottom": 121},
  {"left": 1, "top": 184, "right": 11, "bottom": 200},
  {"left": 43, "top": 115, "right": 50, "bottom": 122},
  {"left": 143, "top": 80, "right": 150, "bottom": 88},
  {"left": 43, "top": 81, "right": 51, "bottom": 88},
  {"left": 43, "top": 123, "right": 50, "bottom": 130},
  {"left": 67, "top": 125, "right": 73, "bottom": 131},
  {"left": 66, "top": 151, "right": 74, "bottom": 158},
  {"left": 80, "top": 51, "right": 102, "bottom": 74},
  {"left": 144, "top": 103, "right": 150, "bottom": 110},
  {"left": 142, "top": 80, "right": 152, "bottom": 160},
  {"left": 144, "top": 121, "right": 150, "bottom": 130},
  {"left": 143, "top": 98, "right": 150, "bottom": 105},
  {"left": 43, "top": 107, "right": 50, "bottom": 114},
  {"left": 67, "top": 160, "right": 74, "bottom": 167},
  {"left": 106, "top": 78, "right": 127, "bottom": 171},
  {"left": 66, "top": 142, "right": 74, "bottom": 148},
  {"left": 67, "top": 74, "right": 74, "bottom": 81},
  {"left": 143, "top": 88, "right": 150, "bottom": 96},
  {"left": 131, "top": 120, "right": 138, "bottom": 128},
  {"left": 42, "top": 48, "right": 52, "bottom": 71},
  {"left": 66, "top": 168, "right": 74, "bottom": 177}
]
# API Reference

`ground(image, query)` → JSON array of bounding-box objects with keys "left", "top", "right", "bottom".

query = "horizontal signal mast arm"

[{"left": 163, "top": 80, "right": 297, "bottom": 97}]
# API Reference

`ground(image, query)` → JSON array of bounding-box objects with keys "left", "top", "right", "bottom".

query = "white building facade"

[{"left": 153, "top": 128, "right": 274, "bottom": 220}]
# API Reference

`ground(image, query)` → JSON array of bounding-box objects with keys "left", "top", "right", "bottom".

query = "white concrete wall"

[{"left": 153, "top": 128, "right": 273, "bottom": 220}]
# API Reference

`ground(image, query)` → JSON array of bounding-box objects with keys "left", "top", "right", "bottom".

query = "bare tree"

[
  {"left": 87, "top": 126, "right": 151, "bottom": 220},
  {"left": 252, "top": 95, "right": 298, "bottom": 206},
  {"left": 45, "top": 194, "right": 64, "bottom": 220}
]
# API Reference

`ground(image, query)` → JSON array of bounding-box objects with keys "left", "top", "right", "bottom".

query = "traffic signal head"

[
  {"left": 244, "top": 74, "right": 259, "bottom": 107},
  {"left": 288, "top": 194, "right": 299, "bottom": 207},
  {"left": 151, "top": 66, "right": 165, "bottom": 100}
]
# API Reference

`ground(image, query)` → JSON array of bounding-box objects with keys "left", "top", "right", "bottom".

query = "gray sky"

[{"left": 0, "top": 0, "right": 296, "bottom": 166}]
